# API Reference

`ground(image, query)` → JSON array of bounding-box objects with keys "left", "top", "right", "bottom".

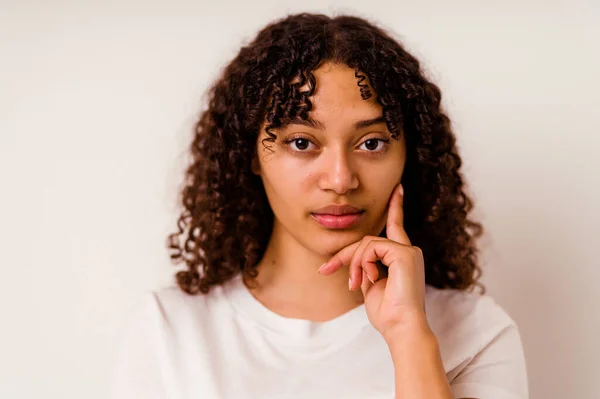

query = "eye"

[
  {"left": 358, "top": 138, "right": 389, "bottom": 152},
  {"left": 281, "top": 135, "right": 390, "bottom": 153},
  {"left": 282, "top": 135, "right": 317, "bottom": 152}
]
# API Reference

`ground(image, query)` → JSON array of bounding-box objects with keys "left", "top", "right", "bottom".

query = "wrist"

[{"left": 381, "top": 312, "right": 437, "bottom": 349}]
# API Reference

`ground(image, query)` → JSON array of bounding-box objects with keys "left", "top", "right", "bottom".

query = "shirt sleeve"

[
  {"left": 449, "top": 300, "right": 529, "bottom": 399},
  {"left": 109, "top": 292, "right": 169, "bottom": 399}
]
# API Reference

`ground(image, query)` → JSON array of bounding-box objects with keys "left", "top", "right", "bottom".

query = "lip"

[
  {"left": 311, "top": 212, "right": 364, "bottom": 229},
  {"left": 312, "top": 204, "right": 364, "bottom": 216}
]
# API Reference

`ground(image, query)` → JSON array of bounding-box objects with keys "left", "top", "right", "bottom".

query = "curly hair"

[{"left": 167, "top": 12, "right": 486, "bottom": 296}]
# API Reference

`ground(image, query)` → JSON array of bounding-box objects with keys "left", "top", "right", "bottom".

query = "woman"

[{"left": 110, "top": 12, "right": 528, "bottom": 399}]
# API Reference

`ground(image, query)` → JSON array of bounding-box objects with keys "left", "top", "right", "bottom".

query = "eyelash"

[{"left": 281, "top": 134, "right": 391, "bottom": 154}]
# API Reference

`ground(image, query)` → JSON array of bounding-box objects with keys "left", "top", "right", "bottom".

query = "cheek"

[
  {"left": 261, "top": 160, "right": 312, "bottom": 207},
  {"left": 360, "top": 167, "right": 403, "bottom": 211}
]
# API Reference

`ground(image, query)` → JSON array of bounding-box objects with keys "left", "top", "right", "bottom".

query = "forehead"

[
  {"left": 294, "top": 63, "right": 384, "bottom": 129},
  {"left": 313, "top": 63, "right": 379, "bottom": 106}
]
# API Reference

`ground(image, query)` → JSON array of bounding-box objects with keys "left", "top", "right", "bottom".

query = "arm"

[
  {"left": 383, "top": 316, "right": 454, "bottom": 399},
  {"left": 383, "top": 301, "right": 529, "bottom": 399}
]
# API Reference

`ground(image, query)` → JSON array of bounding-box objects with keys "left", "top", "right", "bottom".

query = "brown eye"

[
  {"left": 282, "top": 135, "right": 316, "bottom": 152},
  {"left": 364, "top": 139, "right": 380, "bottom": 151},
  {"left": 293, "top": 138, "right": 310, "bottom": 150},
  {"left": 359, "top": 138, "right": 388, "bottom": 152}
]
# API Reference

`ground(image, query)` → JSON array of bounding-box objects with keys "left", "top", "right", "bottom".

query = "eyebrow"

[{"left": 284, "top": 115, "right": 387, "bottom": 130}]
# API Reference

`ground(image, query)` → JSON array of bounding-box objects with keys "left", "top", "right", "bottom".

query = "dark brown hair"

[{"left": 167, "top": 13, "right": 485, "bottom": 295}]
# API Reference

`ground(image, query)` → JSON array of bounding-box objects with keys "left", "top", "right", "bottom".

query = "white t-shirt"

[{"left": 109, "top": 273, "right": 528, "bottom": 399}]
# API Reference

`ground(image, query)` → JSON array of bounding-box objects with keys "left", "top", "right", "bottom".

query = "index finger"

[
  {"left": 385, "top": 183, "right": 411, "bottom": 246},
  {"left": 317, "top": 239, "right": 361, "bottom": 275}
]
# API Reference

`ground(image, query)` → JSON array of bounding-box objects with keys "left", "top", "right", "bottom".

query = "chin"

[{"left": 310, "top": 229, "right": 368, "bottom": 255}]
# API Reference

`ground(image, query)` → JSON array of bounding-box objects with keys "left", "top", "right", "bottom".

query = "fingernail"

[
  {"left": 348, "top": 277, "right": 353, "bottom": 290},
  {"left": 317, "top": 263, "right": 326, "bottom": 273},
  {"left": 367, "top": 273, "right": 375, "bottom": 284},
  {"left": 398, "top": 184, "right": 404, "bottom": 196}
]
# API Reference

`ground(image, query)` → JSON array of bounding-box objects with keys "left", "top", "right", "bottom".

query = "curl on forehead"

[{"left": 259, "top": 62, "right": 401, "bottom": 153}]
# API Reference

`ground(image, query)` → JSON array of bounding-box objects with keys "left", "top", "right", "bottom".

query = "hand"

[{"left": 318, "top": 184, "right": 428, "bottom": 338}]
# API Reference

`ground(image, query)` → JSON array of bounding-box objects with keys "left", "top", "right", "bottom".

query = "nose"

[{"left": 317, "top": 146, "right": 359, "bottom": 194}]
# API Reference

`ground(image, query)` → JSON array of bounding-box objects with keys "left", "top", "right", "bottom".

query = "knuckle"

[
  {"left": 411, "top": 246, "right": 424, "bottom": 262},
  {"left": 366, "top": 239, "right": 378, "bottom": 250}
]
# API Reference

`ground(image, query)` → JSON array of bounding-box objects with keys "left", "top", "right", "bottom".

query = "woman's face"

[{"left": 254, "top": 62, "right": 406, "bottom": 256}]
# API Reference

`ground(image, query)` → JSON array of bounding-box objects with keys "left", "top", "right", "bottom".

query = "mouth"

[{"left": 310, "top": 211, "right": 365, "bottom": 229}]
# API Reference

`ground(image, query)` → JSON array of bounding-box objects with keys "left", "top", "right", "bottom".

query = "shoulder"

[
  {"left": 426, "top": 284, "right": 516, "bottom": 334},
  {"left": 425, "top": 286, "right": 529, "bottom": 397},
  {"left": 426, "top": 286, "right": 523, "bottom": 380},
  {"left": 122, "top": 282, "right": 232, "bottom": 333},
  {"left": 425, "top": 284, "right": 521, "bottom": 368},
  {"left": 110, "top": 284, "right": 233, "bottom": 398}
]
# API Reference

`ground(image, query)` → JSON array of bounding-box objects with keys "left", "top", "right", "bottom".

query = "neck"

[{"left": 248, "top": 221, "right": 364, "bottom": 322}]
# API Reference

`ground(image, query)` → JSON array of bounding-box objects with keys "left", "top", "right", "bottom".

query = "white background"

[{"left": 1, "top": 0, "right": 598, "bottom": 398}]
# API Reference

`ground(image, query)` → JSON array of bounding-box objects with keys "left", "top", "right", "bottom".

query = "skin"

[
  {"left": 251, "top": 62, "right": 459, "bottom": 398},
  {"left": 251, "top": 62, "right": 406, "bottom": 321}
]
